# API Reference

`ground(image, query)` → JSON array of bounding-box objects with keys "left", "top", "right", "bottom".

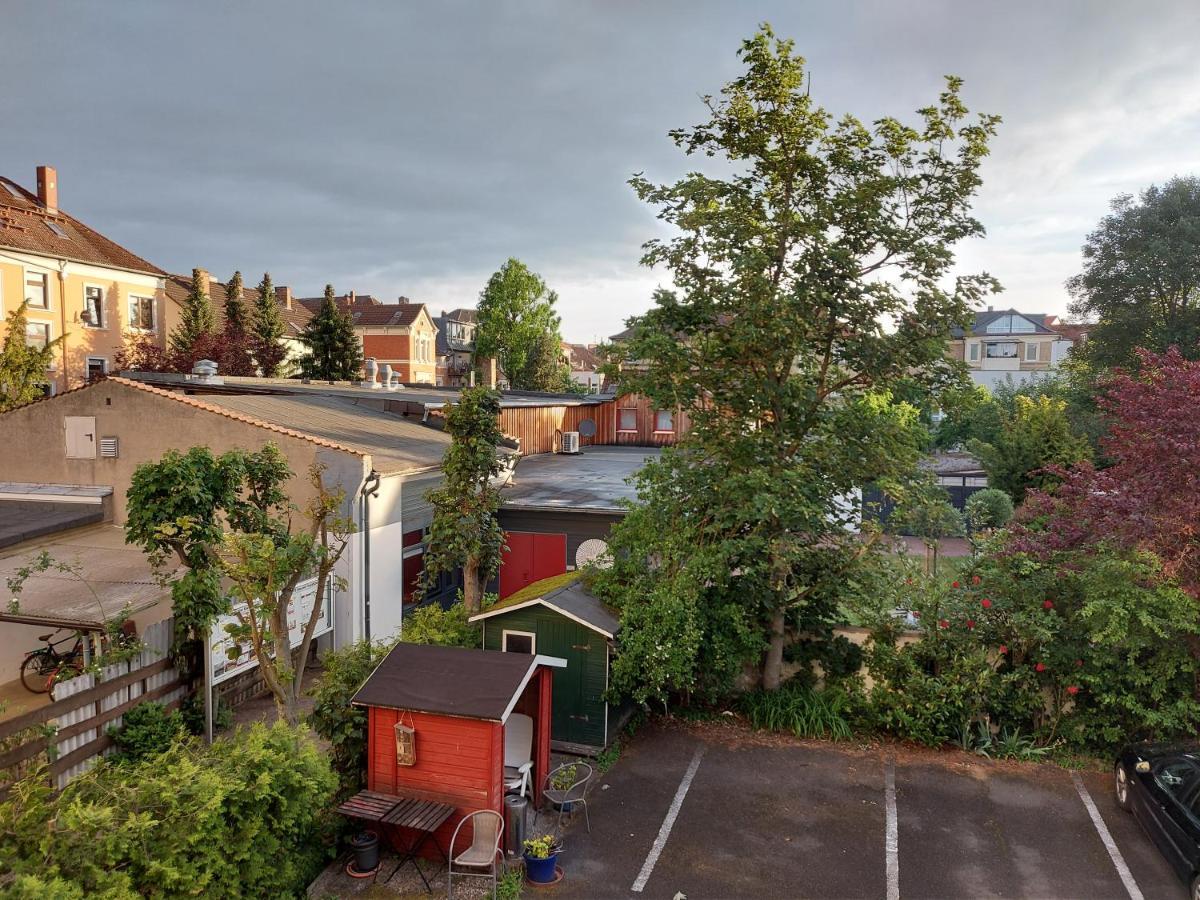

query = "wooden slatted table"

[
  {"left": 381, "top": 797, "right": 457, "bottom": 891},
  {"left": 336, "top": 789, "right": 403, "bottom": 824}
]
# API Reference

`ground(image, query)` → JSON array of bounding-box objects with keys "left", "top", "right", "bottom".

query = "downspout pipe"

[{"left": 359, "top": 469, "right": 381, "bottom": 641}]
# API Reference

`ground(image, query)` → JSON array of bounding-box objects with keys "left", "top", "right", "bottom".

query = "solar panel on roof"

[{"left": 45, "top": 221, "right": 67, "bottom": 238}]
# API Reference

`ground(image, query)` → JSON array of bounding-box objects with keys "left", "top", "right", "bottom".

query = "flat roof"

[
  {"left": 0, "top": 500, "right": 104, "bottom": 550},
  {"left": 120, "top": 371, "right": 611, "bottom": 409},
  {"left": 351, "top": 643, "right": 563, "bottom": 722},
  {"left": 192, "top": 391, "right": 452, "bottom": 475},
  {"left": 0, "top": 525, "right": 171, "bottom": 630},
  {"left": 501, "top": 446, "right": 660, "bottom": 512}
]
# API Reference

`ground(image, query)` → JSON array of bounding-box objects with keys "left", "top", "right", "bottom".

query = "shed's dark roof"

[
  {"left": 351, "top": 643, "right": 543, "bottom": 721},
  {"left": 470, "top": 573, "right": 619, "bottom": 638}
]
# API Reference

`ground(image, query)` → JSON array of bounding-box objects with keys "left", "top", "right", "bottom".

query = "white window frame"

[
  {"left": 83, "top": 283, "right": 105, "bottom": 329},
  {"left": 967, "top": 341, "right": 980, "bottom": 362},
  {"left": 128, "top": 294, "right": 155, "bottom": 332},
  {"left": 618, "top": 407, "right": 638, "bottom": 433},
  {"left": 1024, "top": 342, "right": 1039, "bottom": 362},
  {"left": 501, "top": 629, "right": 537, "bottom": 655},
  {"left": 654, "top": 409, "right": 675, "bottom": 433},
  {"left": 985, "top": 341, "right": 1018, "bottom": 359},
  {"left": 23, "top": 268, "right": 50, "bottom": 311}
]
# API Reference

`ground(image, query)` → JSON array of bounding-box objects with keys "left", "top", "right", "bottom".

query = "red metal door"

[{"left": 499, "top": 532, "right": 567, "bottom": 598}]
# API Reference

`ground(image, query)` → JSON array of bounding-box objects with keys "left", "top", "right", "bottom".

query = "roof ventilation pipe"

[{"left": 190, "top": 359, "right": 223, "bottom": 386}]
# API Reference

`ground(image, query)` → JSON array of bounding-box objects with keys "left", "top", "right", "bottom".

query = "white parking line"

[
  {"left": 885, "top": 759, "right": 899, "bottom": 900},
  {"left": 1071, "top": 771, "right": 1144, "bottom": 900},
  {"left": 631, "top": 744, "right": 706, "bottom": 893}
]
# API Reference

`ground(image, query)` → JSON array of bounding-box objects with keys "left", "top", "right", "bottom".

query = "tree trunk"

[
  {"left": 463, "top": 556, "right": 482, "bottom": 614},
  {"left": 762, "top": 609, "right": 787, "bottom": 691}
]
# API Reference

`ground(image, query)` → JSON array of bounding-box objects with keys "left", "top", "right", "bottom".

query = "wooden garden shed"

[
  {"left": 351, "top": 643, "right": 564, "bottom": 855},
  {"left": 469, "top": 573, "right": 622, "bottom": 753}
]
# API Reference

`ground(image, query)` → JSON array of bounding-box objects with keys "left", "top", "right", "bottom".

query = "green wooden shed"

[{"left": 469, "top": 572, "right": 621, "bottom": 754}]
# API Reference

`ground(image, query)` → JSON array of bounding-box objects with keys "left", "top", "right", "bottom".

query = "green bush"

[
  {"left": 964, "top": 488, "right": 1013, "bottom": 531},
  {"left": 401, "top": 597, "right": 480, "bottom": 648},
  {"left": 179, "top": 691, "right": 233, "bottom": 736},
  {"left": 0, "top": 722, "right": 336, "bottom": 898},
  {"left": 308, "top": 636, "right": 398, "bottom": 797},
  {"left": 741, "top": 682, "right": 854, "bottom": 740},
  {"left": 107, "top": 701, "right": 186, "bottom": 763}
]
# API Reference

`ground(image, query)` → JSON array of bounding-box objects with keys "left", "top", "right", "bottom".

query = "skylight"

[
  {"left": 46, "top": 221, "right": 67, "bottom": 238},
  {"left": 2, "top": 181, "right": 24, "bottom": 200}
]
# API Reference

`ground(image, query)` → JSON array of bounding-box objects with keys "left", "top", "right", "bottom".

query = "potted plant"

[
  {"left": 522, "top": 833, "right": 561, "bottom": 884},
  {"left": 347, "top": 830, "right": 379, "bottom": 874}
]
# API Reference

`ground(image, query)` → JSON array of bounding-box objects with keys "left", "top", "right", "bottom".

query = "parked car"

[{"left": 1115, "top": 741, "right": 1200, "bottom": 899}]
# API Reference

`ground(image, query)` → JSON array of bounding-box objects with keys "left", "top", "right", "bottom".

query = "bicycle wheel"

[
  {"left": 47, "top": 661, "right": 83, "bottom": 698},
  {"left": 20, "top": 651, "right": 56, "bottom": 694}
]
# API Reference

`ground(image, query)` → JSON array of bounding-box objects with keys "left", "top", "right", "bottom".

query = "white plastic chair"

[
  {"left": 447, "top": 809, "right": 503, "bottom": 899},
  {"left": 503, "top": 712, "right": 534, "bottom": 798}
]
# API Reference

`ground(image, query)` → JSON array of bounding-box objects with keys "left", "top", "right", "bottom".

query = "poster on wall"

[{"left": 210, "top": 576, "right": 333, "bottom": 685}]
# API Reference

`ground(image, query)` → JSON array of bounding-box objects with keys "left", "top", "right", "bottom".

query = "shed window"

[
  {"left": 502, "top": 630, "right": 535, "bottom": 655},
  {"left": 654, "top": 409, "right": 674, "bottom": 432},
  {"left": 618, "top": 408, "right": 637, "bottom": 432}
]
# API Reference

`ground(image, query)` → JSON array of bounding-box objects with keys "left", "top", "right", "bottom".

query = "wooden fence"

[{"left": 0, "top": 617, "right": 188, "bottom": 794}]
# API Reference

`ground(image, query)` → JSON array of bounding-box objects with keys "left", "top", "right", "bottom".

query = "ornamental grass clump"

[{"left": 741, "top": 681, "right": 854, "bottom": 740}]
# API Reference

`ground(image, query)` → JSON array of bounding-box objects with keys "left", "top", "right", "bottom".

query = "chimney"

[
  {"left": 275, "top": 285, "right": 293, "bottom": 310},
  {"left": 398, "top": 295, "right": 409, "bottom": 305},
  {"left": 192, "top": 268, "right": 211, "bottom": 296},
  {"left": 36, "top": 165, "right": 58, "bottom": 213},
  {"left": 347, "top": 290, "right": 356, "bottom": 304}
]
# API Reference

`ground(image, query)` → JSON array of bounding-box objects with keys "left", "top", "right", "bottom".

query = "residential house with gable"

[
  {"left": 0, "top": 166, "right": 171, "bottom": 393},
  {"left": 298, "top": 292, "right": 439, "bottom": 384},
  {"left": 948, "top": 307, "right": 1078, "bottom": 389},
  {"left": 434, "top": 307, "right": 478, "bottom": 386},
  {"left": 562, "top": 342, "right": 603, "bottom": 393}
]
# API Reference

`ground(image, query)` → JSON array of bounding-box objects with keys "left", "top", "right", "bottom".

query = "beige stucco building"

[
  {"left": 948, "top": 308, "right": 1076, "bottom": 390},
  {"left": 0, "top": 166, "right": 177, "bottom": 394}
]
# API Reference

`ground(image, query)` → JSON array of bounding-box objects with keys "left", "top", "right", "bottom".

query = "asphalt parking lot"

[{"left": 553, "top": 721, "right": 1185, "bottom": 899}]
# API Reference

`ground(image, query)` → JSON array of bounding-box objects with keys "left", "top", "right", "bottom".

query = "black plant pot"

[{"left": 349, "top": 831, "right": 379, "bottom": 872}]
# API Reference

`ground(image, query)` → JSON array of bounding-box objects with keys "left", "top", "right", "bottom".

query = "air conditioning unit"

[{"left": 560, "top": 431, "right": 580, "bottom": 454}]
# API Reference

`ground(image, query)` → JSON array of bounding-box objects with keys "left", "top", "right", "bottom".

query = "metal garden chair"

[
  {"left": 446, "top": 809, "right": 503, "bottom": 899},
  {"left": 536, "top": 760, "right": 593, "bottom": 834}
]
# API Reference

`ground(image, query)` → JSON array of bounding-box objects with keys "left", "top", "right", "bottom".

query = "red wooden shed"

[{"left": 351, "top": 643, "right": 564, "bottom": 857}]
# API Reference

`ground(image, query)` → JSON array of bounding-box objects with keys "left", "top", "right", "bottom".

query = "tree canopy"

[
  {"left": 474, "top": 258, "right": 571, "bottom": 391},
  {"left": 299, "top": 285, "right": 363, "bottom": 382},
  {"left": 1068, "top": 176, "right": 1200, "bottom": 369},
  {"left": 591, "top": 25, "right": 1001, "bottom": 698},
  {"left": 418, "top": 387, "right": 507, "bottom": 613},
  {"left": 252, "top": 272, "right": 288, "bottom": 377},
  {"left": 0, "top": 300, "right": 61, "bottom": 411},
  {"left": 169, "top": 269, "right": 216, "bottom": 355}
]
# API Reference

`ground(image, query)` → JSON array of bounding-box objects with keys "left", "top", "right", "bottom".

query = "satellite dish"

[{"left": 577, "top": 418, "right": 597, "bottom": 438}]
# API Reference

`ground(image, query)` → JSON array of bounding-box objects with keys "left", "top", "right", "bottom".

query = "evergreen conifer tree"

[
  {"left": 223, "top": 271, "right": 249, "bottom": 336},
  {"left": 219, "top": 270, "right": 256, "bottom": 376},
  {"left": 0, "top": 301, "right": 64, "bottom": 411},
  {"left": 252, "top": 272, "right": 288, "bottom": 377},
  {"left": 299, "top": 285, "right": 363, "bottom": 382},
  {"left": 169, "top": 268, "right": 216, "bottom": 354}
]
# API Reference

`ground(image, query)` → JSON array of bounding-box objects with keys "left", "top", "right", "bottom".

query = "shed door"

[
  {"left": 543, "top": 619, "right": 590, "bottom": 745},
  {"left": 64, "top": 416, "right": 96, "bottom": 459},
  {"left": 499, "top": 532, "right": 566, "bottom": 598}
]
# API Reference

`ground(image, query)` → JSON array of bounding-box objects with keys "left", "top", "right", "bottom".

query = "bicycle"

[{"left": 20, "top": 629, "right": 85, "bottom": 694}]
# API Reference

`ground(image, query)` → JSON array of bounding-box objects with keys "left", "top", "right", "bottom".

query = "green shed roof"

[{"left": 471, "top": 572, "right": 619, "bottom": 638}]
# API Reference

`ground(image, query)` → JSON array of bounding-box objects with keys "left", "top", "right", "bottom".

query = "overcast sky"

[{"left": 4, "top": 1, "right": 1199, "bottom": 343}]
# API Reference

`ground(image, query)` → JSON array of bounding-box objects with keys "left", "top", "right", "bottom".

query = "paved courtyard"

[{"left": 551, "top": 720, "right": 1183, "bottom": 899}]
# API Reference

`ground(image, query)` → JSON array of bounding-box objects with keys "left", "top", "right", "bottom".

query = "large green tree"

[
  {"left": 417, "top": 387, "right": 507, "bottom": 613},
  {"left": 0, "top": 301, "right": 63, "bottom": 411},
  {"left": 474, "top": 258, "right": 568, "bottom": 390},
  {"left": 299, "top": 285, "right": 363, "bottom": 382},
  {"left": 252, "top": 272, "right": 288, "bottom": 377},
  {"left": 219, "top": 270, "right": 256, "bottom": 376},
  {"left": 594, "top": 26, "right": 1000, "bottom": 695},
  {"left": 1068, "top": 176, "right": 1200, "bottom": 369},
  {"left": 169, "top": 268, "right": 216, "bottom": 355},
  {"left": 968, "top": 395, "right": 1091, "bottom": 503},
  {"left": 126, "top": 445, "right": 352, "bottom": 725}
]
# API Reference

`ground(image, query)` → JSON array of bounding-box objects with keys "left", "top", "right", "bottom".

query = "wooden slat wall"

[
  {"left": 498, "top": 394, "right": 687, "bottom": 454},
  {"left": 367, "top": 706, "right": 502, "bottom": 858}
]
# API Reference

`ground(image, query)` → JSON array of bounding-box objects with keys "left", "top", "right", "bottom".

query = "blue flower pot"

[{"left": 524, "top": 851, "right": 559, "bottom": 883}]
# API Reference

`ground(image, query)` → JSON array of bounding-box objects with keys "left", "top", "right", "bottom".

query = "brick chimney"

[
  {"left": 398, "top": 295, "right": 409, "bottom": 305},
  {"left": 275, "top": 285, "right": 293, "bottom": 310},
  {"left": 192, "top": 268, "right": 211, "bottom": 296},
  {"left": 36, "top": 166, "right": 58, "bottom": 213}
]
